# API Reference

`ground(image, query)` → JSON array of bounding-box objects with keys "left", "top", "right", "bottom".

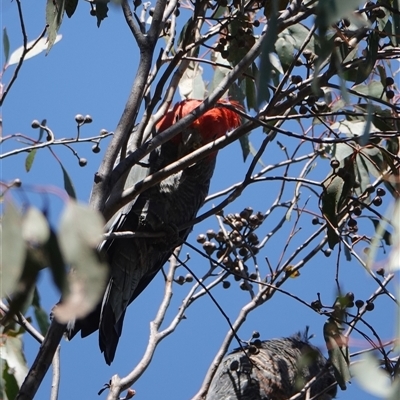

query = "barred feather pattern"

[
  {"left": 206, "top": 335, "right": 337, "bottom": 400},
  {"left": 67, "top": 100, "right": 241, "bottom": 365}
]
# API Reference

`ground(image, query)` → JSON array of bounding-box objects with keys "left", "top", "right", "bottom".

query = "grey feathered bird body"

[
  {"left": 68, "top": 100, "right": 242, "bottom": 364},
  {"left": 70, "top": 139, "right": 216, "bottom": 364},
  {"left": 206, "top": 335, "right": 337, "bottom": 400}
]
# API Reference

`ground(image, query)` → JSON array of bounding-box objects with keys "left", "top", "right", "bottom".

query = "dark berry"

[
  {"left": 385, "top": 77, "right": 394, "bottom": 86},
  {"left": 92, "top": 144, "right": 101, "bottom": 153},
  {"left": 311, "top": 300, "right": 322, "bottom": 310},
  {"left": 197, "top": 234, "right": 207, "bottom": 243},
  {"left": 222, "top": 281, "right": 231, "bottom": 289},
  {"left": 376, "top": 187, "right": 386, "bottom": 196},
  {"left": 299, "top": 105, "right": 308, "bottom": 114},
  {"left": 75, "top": 114, "right": 84, "bottom": 123},
  {"left": 206, "top": 229, "right": 216, "bottom": 239},
  {"left": 239, "top": 247, "right": 249, "bottom": 257},
  {"left": 386, "top": 90, "right": 395, "bottom": 100},
  {"left": 366, "top": 185, "right": 375, "bottom": 194},
  {"left": 291, "top": 75, "right": 302, "bottom": 84},
  {"left": 355, "top": 299, "right": 364, "bottom": 308},
  {"left": 346, "top": 292, "right": 355, "bottom": 302},
  {"left": 247, "top": 233, "right": 258, "bottom": 244},
  {"left": 365, "top": 302, "right": 375, "bottom": 311},
  {"left": 312, "top": 217, "right": 320, "bottom": 225},
  {"left": 84, "top": 115, "right": 93, "bottom": 123},
  {"left": 324, "top": 249, "right": 332, "bottom": 257},
  {"left": 348, "top": 218, "right": 357, "bottom": 228},
  {"left": 330, "top": 159, "right": 340, "bottom": 169},
  {"left": 31, "top": 120, "right": 40, "bottom": 129},
  {"left": 353, "top": 206, "right": 362, "bottom": 216},
  {"left": 372, "top": 196, "right": 382, "bottom": 206}
]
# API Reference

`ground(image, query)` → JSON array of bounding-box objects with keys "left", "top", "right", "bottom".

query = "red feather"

[{"left": 157, "top": 99, "right": 242, "bottom": 144}]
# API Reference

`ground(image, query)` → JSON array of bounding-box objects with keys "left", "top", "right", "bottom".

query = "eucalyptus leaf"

[
  {"left": 256, "top": 13, "right": 278, "bottom": 107},
  {"left": 32, "top": 287, "right": 50, "bottom": 335},
  {"left": 25, "top": 149, "right": 37, "bottom": 172},
  {"left": 65, "top": 0, "right": 79, "bottom": 18},
  {"left": 57, "top": 160, "right": 76, "bottom": 199},
  {"left": 388, "top": 201, "right": 400, "bottom": 272},
  {"left": 3, "top": 333, "right": 29, "bottom": 387},
  {"left": 239, "top": 134, "right": 250, "bottom": 162},
  {"left": 94, "top": 0, "right": 109, "bottom": 27},
  {"left": 8, "top": 36, "right": 62, "bottom": 66},
  {"left": 2, "top": 360, "right": 19, "bottom": 400},
  {"left": 46, "top": 0, "right": 65, "bottom": 54},
  {"left": 351, "top": 353, "right": 393, "bottom": 397},
  {"left": 1, "top": 202, "right": 26, "bottom": 298},
  {"left": 22, "top": 207, "right": 50, "bottom": 246},
  {"left": 352, "top": 80, "right": 384, "bottom": 98},
  {"left": 324, "top": 318, "right": 350, "bottom": 390},
  {"left": 55, "top": 200, "right": 108, "bottom": 322},
  {"left": 3, "top": 27, "right": 10, "bottom": 64}
]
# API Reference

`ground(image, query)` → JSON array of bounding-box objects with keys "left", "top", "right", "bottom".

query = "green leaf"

[
  {"left": 256, "top": 16, "right": 278, "bottom": 107},
  {"left": 351, "top": 352, "right": 394, "bottom": 397},
  {"left": 2, "top": 333, "right": 29, "bottom": 387},
  {"left": 56, "top": 160, "right": 76, "bottom": 199},
  {"left": 343, "top": 236, "right": 352, "bottom": 261},
  {"left": 279, "top": 23, "right": 315, "bottom": 53},
  {"left": 0, "top": 201, "right": 26, "bottom": 298},
  {"left": 46, "top": 0, "right": 65, "bottom": 54},
  {"left": 275, "top": 36, "right": 294, "bottom": 71},
  {"left": 65, "top": 0, "right": 79, "bottom": 18},
  {"left": 321, "top": 153, "right": 355, "bottom": 248},
  {"left": 355, "top": 31, "right": 379, "bottom": 84},
  {"left": 178, "top": 61, "right": 205, "bottom": 100},
  {"left": 209, "top": 52, "right": 231, "bottom": 95},
  {"left": 22, "top": 206, "right": 50, "bottom": 247},
  {"left": 32, "top": 287, "right": 50, "bottom": 335},
  {"left": 392, "top": 0, "right": 400, "bottom": 47},
  {"left": 388, "top": 200, "right": 400, "bottom": 272},
  {"left": 321, "top": 175, "right": 343, "bottom": 249},
  {"left": 25, "top": 149, "right": 37, "bottom": 172},
  {"left": 324, "top": 318, "right": 350, "bottom": 390},
  {"left": 239, "top": 134, "right": 250, "bottom": 162},
  {"left": 45, "top": 229, "right": 67, "bottom": 293},
  {"left": 245, "top": 75, "right": 256, "bottom": 111},
  {"left": 38, "top": 119, "right": 47, "bottom": 142},
  {"left": 2, "top": 360, "right": 20, "bottom": 400},
  {"left": 316, "top": 0, "right": 365, "bottom": 28},
  {"left": 225, "top": 17, "right": 255, "bottom": 66},
  {"left": 354, "top": 152, "right": 372, "bottom": 197},
  {"left": 352, "top": 80, "right": 384, "bottom": 98},
  {"left": 330, "top": 119, "right": 379, "bottom": 141},
  {"left": 370, "top": 218, "right": 392, "bottom": 246},
  {"left": 3, "top": 27, "right": 10, "bottom": 64},
  {"left": 55, "top": 200, "right": 108, "bottom": 323}
]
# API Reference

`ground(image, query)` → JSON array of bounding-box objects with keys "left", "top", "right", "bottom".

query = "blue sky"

[{"left": 2, "top": 2, "right": 398, "bottom": 399}]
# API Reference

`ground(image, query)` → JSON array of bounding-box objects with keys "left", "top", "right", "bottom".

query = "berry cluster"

[{"left": 197, "top": 207, "right": 266, "bottom": 290}]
